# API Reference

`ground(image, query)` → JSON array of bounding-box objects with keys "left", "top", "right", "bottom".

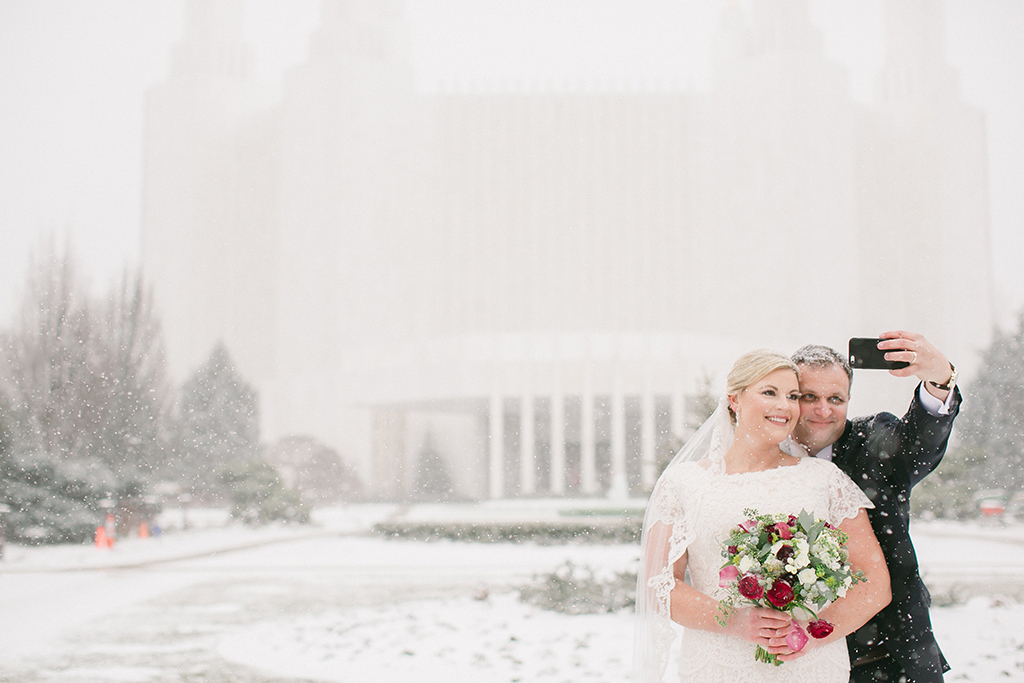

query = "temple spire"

[
  {"left": 311, "top": 0, "right": 410, "bottom": 63},
  {"left": 171, "top": 0, "right": 251, "bottom": 81},
  {"left": 876, "top": 0, "right": 959, "bottom": 102},
  {"left": 747, "top": 0, "right": 822, "bottom": 57}
]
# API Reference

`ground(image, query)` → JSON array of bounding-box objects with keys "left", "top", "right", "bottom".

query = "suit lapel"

[{"left": 830, "top": 421, "right": 855, "bottom": 472}]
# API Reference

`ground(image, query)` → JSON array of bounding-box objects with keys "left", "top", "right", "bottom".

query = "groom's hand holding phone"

[{"left": 849, "top": 331, "right": 956, "bottom": 400}]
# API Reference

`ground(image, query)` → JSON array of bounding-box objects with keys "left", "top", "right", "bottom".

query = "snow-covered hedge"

[
  {"left": 372, "top": 519, "right": 641, "bottom": 545},
  {"left": 518, "top": 560, "right": 636, "bottom": 614}
]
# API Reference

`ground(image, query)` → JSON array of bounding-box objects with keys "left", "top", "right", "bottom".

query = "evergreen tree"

[
  {"left": 0, "top": 372, "right": 103, "bottom": 544},
  {"left": 961, "top": 312, "right": 1024, "bottom": 491},
  {"left": 218, "top": 460, "right": 308, "bottom": 525},
  {"left": 413, "top": 432, "right": 454, "bottom": 501},
  {"left": 910, "top": 444, "right": 983, "bottom": 519},
  {"left": 177, "top": 342, "right": 259, "bottom": 500}
]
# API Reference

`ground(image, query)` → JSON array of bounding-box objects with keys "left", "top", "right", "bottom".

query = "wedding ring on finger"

[{"left": 910, "top": 352, "right": 918, "bottom": 364}]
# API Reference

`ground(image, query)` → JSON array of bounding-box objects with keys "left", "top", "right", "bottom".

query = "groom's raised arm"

[{"left": 875, "top": 331, "right": 960, "bottom": 488}]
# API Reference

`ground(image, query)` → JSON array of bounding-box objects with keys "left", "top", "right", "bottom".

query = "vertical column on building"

[
  {"left": 671, "top": 389, "right": 686, "bottom": 440},
  {"left": 550, "top": 389, "right": 566, "bottom": 495},
  {"left": 370, "top": 409, "right": 407, "bottom": 500},
  {"left": 488, "top": 393, "right": 504, "bottom": 499},
  {"left": 581, "top": 367, "right": 598, "bottom": 495},
  {"left": 641, "top": 380, "right": 656, "bottom": 490},
  {"left": 609, "top": 373, "right": 628, "bottom": 500},
  {"left": 520, "top": 393, "right": 536, "bottom": 495}
]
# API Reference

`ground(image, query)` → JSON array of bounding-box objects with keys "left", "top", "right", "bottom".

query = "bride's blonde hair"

[{"left": 725, "top": 349, "right": 799, "bottom": 423}]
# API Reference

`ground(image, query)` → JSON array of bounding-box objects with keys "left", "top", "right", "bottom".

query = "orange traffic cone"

[
  {"left": 94, "top": 525, "right": 108, "bottom": 548},
  {"left": 104, "top": 514, "right": 116, "bottom": 548}
]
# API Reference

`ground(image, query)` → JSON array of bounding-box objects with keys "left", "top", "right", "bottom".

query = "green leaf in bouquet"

[
  {"left": 797, "top": 509, "right": 815, "bottom": 532},
  {"left": 806, "top": 520, "right": 826, "bottom": 547}
]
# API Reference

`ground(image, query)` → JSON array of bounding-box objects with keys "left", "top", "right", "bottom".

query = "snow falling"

[{"left": 2, "top": 2, "right": 1024, "bottom": 681}]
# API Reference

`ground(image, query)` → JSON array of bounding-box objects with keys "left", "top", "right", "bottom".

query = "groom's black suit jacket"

[{"left": 830, "top": 385, "right": 960, "bottom": 683}]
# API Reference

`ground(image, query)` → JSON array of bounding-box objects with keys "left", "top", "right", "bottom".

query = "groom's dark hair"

[{"left": 791, "top": 345, "right": 854, "bottom": 389}]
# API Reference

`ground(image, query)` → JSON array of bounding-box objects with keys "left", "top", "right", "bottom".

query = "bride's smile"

[{"left": 728, "top": 368, "right": 801, "bottom": 446}]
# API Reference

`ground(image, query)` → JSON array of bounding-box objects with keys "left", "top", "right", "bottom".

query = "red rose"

[
  {"left": 738, "top": 574, "right": 764, "bottom": 600},
  {"left": 766, "top": 579, "right": 795, "bottom": 608},
  {"left": 728, "top": 545, "right": 739, "bottom": 555},
  {"left": 776, "top": 545, "right": 794, "bottom": 563},
  {"left": 807, "top": 620, "right": 835, "bottom": 639}
]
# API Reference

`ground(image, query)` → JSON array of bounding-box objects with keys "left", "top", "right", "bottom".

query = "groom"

[{"left": 791, "top": 331, "right": 960, "bottom": 683}]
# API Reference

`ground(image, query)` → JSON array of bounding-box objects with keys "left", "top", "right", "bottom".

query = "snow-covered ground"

[{"left": 1, "top": 503, "right": 1024, "bottom": 682}]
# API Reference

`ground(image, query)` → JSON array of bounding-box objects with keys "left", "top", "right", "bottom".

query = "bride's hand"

[
  {"left": 772, "top": 621, "right": 826, "bottom": 661},
  {"left": 722, "top": 606, "right": 792, "bottom": 647}
]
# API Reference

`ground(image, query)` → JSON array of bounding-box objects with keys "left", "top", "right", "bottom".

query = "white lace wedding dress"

[{"left": 644, "top": 456, "right": 872, "bottom": 683}]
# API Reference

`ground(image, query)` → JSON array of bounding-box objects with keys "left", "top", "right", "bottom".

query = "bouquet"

[{"left": 716, "top": 508, "right": 864, "bottom": 665}]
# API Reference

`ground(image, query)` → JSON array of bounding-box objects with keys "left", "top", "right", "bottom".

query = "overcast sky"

[{"left": 1, "top": 0, "right": 1022, "bottom": 328}]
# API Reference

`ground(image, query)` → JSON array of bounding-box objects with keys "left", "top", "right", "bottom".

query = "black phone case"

[{"left": 849, "top": 338, "right": 909, "bottom": 370}]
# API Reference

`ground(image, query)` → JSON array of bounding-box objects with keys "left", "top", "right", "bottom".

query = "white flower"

[
  {"left": 837, "top": 585, "right": 848, "bottom": 599},
  {"left": 784, "top": 539, "right": 811, "bottom": 573},
  {"left": 798, "top": 568, "right": 818, "bottom": 586},
  {"left": 738, "top": 554, "right": 760, "bottom": 574},
  {"left": 791, "top": 539, "right": 811, "bottom": 568}
]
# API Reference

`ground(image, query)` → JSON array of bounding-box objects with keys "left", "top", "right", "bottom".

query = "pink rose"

[
  {"left": 807, "top": 620, "right": 835, "bottom": 639},
  {"left": 766, "top": 579, "right": 795, "bottom": 608},
  {"left": 738, "top": 574, "right": 764, "bottom": 600},
  {"left": 738, "top": 519, "right": 759, "bottom": 533},
  {"left": 719, "top": 565, "right": 739, "bottom": 587},
  {"left": 774, "top": 523, "right": 793, "bottom": 540},
  {"left": 785, "top": 623, "right": 808, "bottom": 652}
]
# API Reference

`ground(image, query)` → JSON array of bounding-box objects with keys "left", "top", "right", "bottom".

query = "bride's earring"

[{"left": 727, "top": 394, "right": 740, "bottom": 422}]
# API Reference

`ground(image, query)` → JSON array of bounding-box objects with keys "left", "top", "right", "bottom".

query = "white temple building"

[{"left": 141, "top": 0, "right": 993, "bottom": 500}]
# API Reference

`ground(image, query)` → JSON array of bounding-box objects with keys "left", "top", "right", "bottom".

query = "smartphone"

[{"left": 848, "top": 337, "right": 909, "bottom": 370}]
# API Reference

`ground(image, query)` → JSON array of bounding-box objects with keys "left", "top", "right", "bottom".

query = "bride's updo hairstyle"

[{"left": 725, "top": 349, "right": 800, "bottom": 424}]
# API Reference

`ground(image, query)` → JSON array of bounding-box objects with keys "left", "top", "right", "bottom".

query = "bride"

[{"left": 634, "top": 350, "right": 891, "bottom": 682}]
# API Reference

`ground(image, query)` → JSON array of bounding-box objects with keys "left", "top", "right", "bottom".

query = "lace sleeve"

[
  {"left": 634, "top": 402, "right": 730, "bottom": 683},
  {"left": 634, "top": 464, "right": 699, "bottom": 682},
  {"left": 642, "top": 472, "right": 695, "bottom": 612},
  {"left": 825, "top": 461, "right": 873, "bottom": 525}
]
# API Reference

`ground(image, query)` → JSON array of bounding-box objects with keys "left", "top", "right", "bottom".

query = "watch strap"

[{"left": 929, "top": 363, "right": 957, "bottom": 391}]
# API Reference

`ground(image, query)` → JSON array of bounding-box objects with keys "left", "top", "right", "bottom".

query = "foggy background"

[
  {"left": 0, "top": 0, "right": 1020, "bottom": 507},
  {"left": 1, "top": 0, "right": 1023, "bottom": 327}
]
